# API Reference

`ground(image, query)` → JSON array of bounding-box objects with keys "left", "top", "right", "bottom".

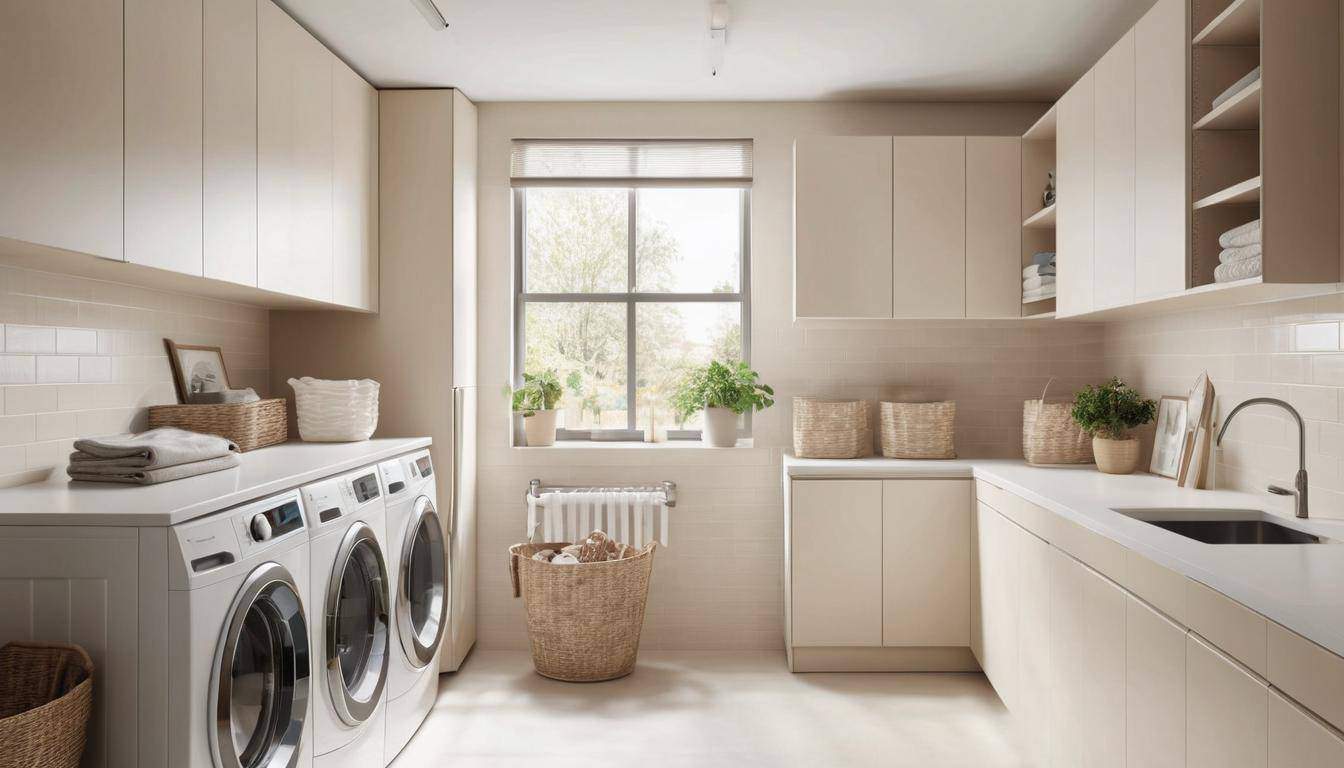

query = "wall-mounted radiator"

[{"left": 525, "top": 479, "right": 675, "bottom": 548}]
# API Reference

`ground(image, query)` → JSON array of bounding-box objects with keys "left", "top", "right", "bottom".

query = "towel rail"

[{"left": 526, "top": 478, "right": 677, "bottom": 508}]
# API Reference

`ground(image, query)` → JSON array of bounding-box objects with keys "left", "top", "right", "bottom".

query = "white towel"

[
  {"left": 1022, "top": 275, "right": 1056, "bottom": 291},
  {"left": 1023, "top": 286, "right": 1057, "bottom": 302},
  {"left": 1218, "top": 219, "right": 1261, "bottom": 249},
  {"left": 1219, "top": 243, "right": 1262, "bottom": 264},
  {"left": 1214, "top": 255, "right": 1262, "bottom": 283},
  {"left": 1022, "top": 263, "right": 1056, "bottom": 279}
]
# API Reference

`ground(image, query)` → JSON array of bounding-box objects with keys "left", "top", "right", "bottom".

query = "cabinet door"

[
  {"left": 204, "top": 0, "right": 259, "bottom": 286},
  {"left": 881, "top": 480, "right": 970, "bottom": 647},
  {"left": 333, "top": 59, "right": 380, "bottom": 311},
  {"left": 1050, "top": 549, "right": 1126, "bottom": 768},
  {"left": 893, "top": 136, "right": 966, "bottom": 318},
  {"left": 1134, "top": 0, "right": 1189, "bottom": 298},
  {"left": 125, "top": 0, "right": 205, "bottom": 275},
  {"left": 975, "top": 503, "right": 1019, "bottom": 708},
  {"left": 1187, "top": 632, "right": 1269, "bottom": 768},
  {"left": 791, "top": 481, "right": 882, "bottom": 646},
  {"left": 793, "top": 136, "right": 893, "bottom": 318},
  {"left": 0, "top": 1, "right": 124, "bottom": 260},
  {"left": 1269, "top": 689, "right": 1344, "bottom": 768},
  {"left": 1092, "top": 29, "right": 1136, "bottom": 310},
  {"left": 966, "top": 137, "right": 1022, "bottom": 318},
  {"left": 1056, "top": 69, "right": 1096, "bottom": 317},
  {"left": 1015, "top": 524, "right": 1052, "bottom": 765},
  {"left": 1127, "top": 595, "right": 1187, "bottom": 768},
  {"left": 258, "top": 0, "right": 334, "bottom": 303}
]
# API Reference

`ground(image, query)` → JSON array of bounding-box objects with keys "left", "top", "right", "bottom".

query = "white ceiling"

[{"left": 278, "top": 0, "right": 1157, "bottom": 102}]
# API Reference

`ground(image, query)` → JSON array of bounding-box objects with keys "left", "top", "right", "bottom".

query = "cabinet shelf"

[
  {"left": 1193, "top": 0, "right": 1261, "bottom": 46},
  {"left": 1193, "top": 176, "right": 1261, "bottom": 209},
  {"left": 1194, "top": 80, "right": 1260, "bottom": 130},
  {"left": 1022, "top": 204, "right": 1056, "bottom": 229},
  {"left": 1022, "top": 291, "right": 1056, "bottom": 305},
  {"left": 1023, "top": 105, "right": 1058, "bottom": 141}
]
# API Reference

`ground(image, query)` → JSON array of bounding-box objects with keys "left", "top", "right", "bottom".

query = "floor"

[{"left": 391, "top": 651, "right": 1034, "bottom": 768}]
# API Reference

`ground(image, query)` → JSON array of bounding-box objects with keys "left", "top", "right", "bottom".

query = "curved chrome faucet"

[{"left": 1215, "top": 397, "right": 1309, "bottom": 519}]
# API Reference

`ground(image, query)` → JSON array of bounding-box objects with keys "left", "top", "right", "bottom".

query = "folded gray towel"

[
  {"left": 68, "top": 453, "right": 241, "bottom": 485},
  {"left": 1212, "top": 67, "right": 1260, "bottom": 110},
  {"left": 1023, "top": 264, "right": 1056, "bottom": 279},
  {"left": 188, "top": 387, "right": 260, "bottom": 405},
  {"left": 1218, "top": 218, "right": 1261, "bottom": 249},
  {"left": 1219, "top": 243, "right": 1262, "bottom": 264},
  {"left": 70, "top": 427, "right": 238, "bottom": 470},
  {"left": 1031, "top": 252, "right": 1057, "bottom": 267}
]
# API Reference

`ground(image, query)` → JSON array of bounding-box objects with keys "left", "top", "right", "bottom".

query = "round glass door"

[
  {"left": 325, "top": 521, "right": 389, "bottom": 726},
  {"left": 211, "top": 562, "right": 310, "bottom": 768},
  {"left": 398, "top": 496, "right": 447, "bottom": 668}
]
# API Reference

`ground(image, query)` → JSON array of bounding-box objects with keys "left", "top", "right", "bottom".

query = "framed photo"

[
  {"left": 1149, "top": 395, "right": 1188, "bottom": 479},
  {"left": 165, "top": 340, "right": 231, "bottom": 403}
]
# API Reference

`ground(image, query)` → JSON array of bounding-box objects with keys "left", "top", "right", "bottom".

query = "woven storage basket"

[
  {"left": 148, "top": 398, "right": 287, "bottom": 452},
  {"left": 1022, "top": 379, "right": 1093, "bottom": 465},
  {"left": 0, "top": 642, "right": 94, "bottom": 768},
  {"left": 509, "top": 540, "right": 656, "bottom": 682},
  {"left": 880, "top": 401, "right": 956, "bottom": 459},
  {"left": 793, "top": 397, "right": 872, "bottom": 458}
]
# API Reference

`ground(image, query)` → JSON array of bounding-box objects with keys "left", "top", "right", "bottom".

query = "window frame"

[{"left": 513, "top": 186, "right": 752, "bottom": 442}]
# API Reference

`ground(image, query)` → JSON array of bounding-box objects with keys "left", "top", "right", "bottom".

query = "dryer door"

[
  {"left": 325, "top": 521, "right": 390, "bottom": 726},
  {"left": 210, "top": 562, "right": 310, "bottom": 768},
  {"left": 397, "top": 496, "right": 448, "bottom": 667}
]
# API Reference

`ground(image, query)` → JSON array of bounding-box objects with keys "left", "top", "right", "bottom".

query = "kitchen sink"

[{"left": 1113, "top": 508, "right": 1334, "bottom": 544}]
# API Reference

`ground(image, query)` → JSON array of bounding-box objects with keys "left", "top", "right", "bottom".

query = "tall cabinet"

[{"left": 1056, "top": 71, "right": 1096, "bottom": 317}]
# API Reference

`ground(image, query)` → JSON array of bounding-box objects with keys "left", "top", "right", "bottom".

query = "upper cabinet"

[
  {"left": 1092, "top": 29, "right": 1137, "bottom": 311},
  {"left": 892, "top": 137, "right": 966, "bottom": 318},
  {"left": 966, "top": 137, "right": 1024, "bottom": 319},
  {"left": 333, "top": 59, "right": 380, "bottom": 312},
  {"left": 1056, "top": 70, "right": 1096, "bottom": 317},
  {"left": 204, "top": 0, "right": 260, "bottom": 287}
]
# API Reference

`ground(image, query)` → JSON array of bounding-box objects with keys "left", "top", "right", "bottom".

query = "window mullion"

[{"left": 626, "top": 188, "right": 638, "bottom": 434}]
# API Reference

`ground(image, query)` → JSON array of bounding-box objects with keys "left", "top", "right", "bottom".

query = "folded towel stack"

[
  {"left": 1024, "top": 252, "right": 1057, "bottom": 301},
  {"left": 1214, "top": 219, "right": 1263, "bottom": 282},
  {"left": 67, "top": 427, "right": 241, "bottom": 485}
]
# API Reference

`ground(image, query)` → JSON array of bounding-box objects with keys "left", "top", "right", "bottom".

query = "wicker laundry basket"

[
  {"left": 1022, "top": 379, "right": 1093, "bottom": 465},
  {"left": 148, "top": 398, "right": 288, "bottom": 452},
  {"left": 880, "top": 401, "right": 956, "bottom": 459},
  {"left": 0, "top": 642, "right": 94, "bottom": 768},
  {"left": 509, "top": 540, "right": 656, "bottom": 682},
  {"left": 793, "top": 397, "right": 872, "bottom": 458}
]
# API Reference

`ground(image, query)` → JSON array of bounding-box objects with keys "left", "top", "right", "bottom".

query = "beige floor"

[{"left": 391, "top": 651, "right": 1034, "bottom": 768}]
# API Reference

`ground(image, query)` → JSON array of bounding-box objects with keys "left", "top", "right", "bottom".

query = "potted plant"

[
  {"left": 513, "top": 371, "right": 563, "bottom": 447},
  {"left": 1071, "top": 377, "right": 1157, "bottom": 474},
  {"left": 671, "top": 360, "right": 775, "bottom": 448}
]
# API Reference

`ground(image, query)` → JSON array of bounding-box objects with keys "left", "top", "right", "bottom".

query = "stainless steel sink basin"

[{"left": 1113, "top": 508, "right": 1335, "bottom": 545}]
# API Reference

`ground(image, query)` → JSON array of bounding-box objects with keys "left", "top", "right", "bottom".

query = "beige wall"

[
  {"left": 0, "top": 263, "right": 269, "bottom": 486},
  {"left": 475, "top": 101, "right": 1107, "bottom": 651}
]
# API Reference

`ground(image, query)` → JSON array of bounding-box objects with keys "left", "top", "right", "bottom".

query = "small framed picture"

[
  {"left": 1149, "top": 395, "right": 1189, "bottom": 478},
  {"left": 165, "top": 340, "right": 231, "bottom": 403}
]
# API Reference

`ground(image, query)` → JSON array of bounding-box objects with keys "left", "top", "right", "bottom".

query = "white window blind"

[{"left": 510, "top": 139, "right": 753, "bottom": 187}]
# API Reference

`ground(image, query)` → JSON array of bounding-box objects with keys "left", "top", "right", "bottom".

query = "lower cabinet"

[
  {"left": 974, "top": 502, "right": 1019, "bottom": 706},
  {"left": 1126, "top": 594, "right": 1186, "bottom": 768},
  {"left": 1187, "top": 632, "right": 1269, "bottom": 768},
  {"left": 790, "top": 480, "right": 882, "bottom": 646},
  {"left": 1269, "top": 688, "right": 1344, "bottom": 768},
  {"left": 1014, "top": 525, "right": 1052, "bottom": 765},
  {"left": 882, "top": 479, "right": 970, "bottom": 646}
]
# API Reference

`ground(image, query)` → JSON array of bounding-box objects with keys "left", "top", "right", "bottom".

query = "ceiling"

[{"left": 278, "top": 0, "right": 1158, "bottom": 102}]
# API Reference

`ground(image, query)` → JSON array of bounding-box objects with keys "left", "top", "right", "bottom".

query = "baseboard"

[{"left": 789, "top": 646, "right": 981, "bottom": 672}]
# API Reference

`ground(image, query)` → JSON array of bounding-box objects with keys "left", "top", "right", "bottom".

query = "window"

[{"left": 512, "top": 141, "right": 751, "bottom": 441}]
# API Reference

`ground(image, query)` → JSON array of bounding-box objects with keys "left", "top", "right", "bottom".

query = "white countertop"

[
  {"left": 785, "top": 455, "right": 1344, "bottom": 660},
  {"left": 0, "top": 437, "right": 432, "bottom": 527}
]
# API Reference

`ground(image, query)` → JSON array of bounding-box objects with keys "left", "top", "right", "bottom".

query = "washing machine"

[
  {"left": 378, "top": 449, "right": 448, "bottom": 763},
  {"left": 167, "top": 489, "right": 313, "bottom": 768},
  {"left": 302, "top": 466, "right": 391, "bottom": 768}
]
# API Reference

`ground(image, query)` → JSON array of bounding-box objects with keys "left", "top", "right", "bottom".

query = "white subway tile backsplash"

[
  {"left": 78, "top": 356, "right": 112, "bottom": 383},
  {"left": 5, "top": 325, "right": 55, "bottom": 354},
  {"left": 0, "top": 356, "right": 36, "bottom": 385},
  {"left": 0, "top": 415, "right": 35, "bottom": 446},
  {"left": 35, "top": 356, "right": 79, "bottom": 384},
  {"left": 3, "top": 386, "right": 59, "bottom": 416},
  {"left": 34, "top": 411, "right": 76, "bottom": 441},
  {"left": 1294, "top": 322, "right": 1341, "bottom": 352},
  {"left": 56, "top": 328, "right": 99, "bottom": 355}
]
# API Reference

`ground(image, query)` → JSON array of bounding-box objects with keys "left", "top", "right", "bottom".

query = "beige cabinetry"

[
  {"left": 204, "top": 0, "right": 259, "bottom": 286},
  {"left": 333, "top": 60, "right": 380, "bottom": 311},
  {"left": 881, "top": 480, "right": 969, "bottom": 646},
  {"left": 793, "top": 136, "right": 894, "bottom": 318},
  {"left": 1013, "top": 523, "right": 1052, "bottom": 765},
  {"left": 1133, "top": 0, "right": 1188, "bottom": 299},
  {"left": 973, "top": 502, "right": 1019, "bottom": 706},
  {"left": 1056, "top": 69, "right": 1095, "bottom": 317},
  {"left": 966, "top": 137, "right": 1024, "bottom": 318},
  {"left": 1091, "top": 29, "right": 1137, "bottom": 311},
  {"left": 1126, "top": 594, "right": 1187, "bottom": 768},
  {"left": 789, "top": 480, "right": 883, "bottom": 647},
  {"left": 1269, "top": 689, "right": 1344, "bottom": 768},
  {"left": 1188, "top": 632, "right": 1269, "bottom": 768},
  {"left": 892, "top": 137, "right": 965, "bottom": 318}
]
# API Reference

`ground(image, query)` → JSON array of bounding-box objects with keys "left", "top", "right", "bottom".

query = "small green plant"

[
  {"left": 671, "top": 360, "right": 774, "bottom": 423},
  {"left": 1071, "top": 377, "right": 1157, "bottom": 440},
  {"left": 512, "top": 371, "right": 563, "bottom": 416}
]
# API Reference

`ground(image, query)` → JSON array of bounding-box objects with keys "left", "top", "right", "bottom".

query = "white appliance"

[
  {"left": 168, "top": 490, "right": 313, "bottom": 768},
  {"left": 302, "top": 467, "right": 391, "bottom": 768}
]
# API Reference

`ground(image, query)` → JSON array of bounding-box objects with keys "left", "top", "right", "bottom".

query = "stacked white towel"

[
  {"left": 67, "top": 427, "right": 241, "bottom": 484},
  {"left": 1214, "top": 219, "right": 1263, "bottom": 282},
  {"left": 1219, "top": 219, "right": 1261, "bottom": 249},
  {"left": 1023, "top": 252, "right": 1057, "bottom": 301},
  {"left": 1214, "top": 257, "right": 1262, "bottom": 283}
]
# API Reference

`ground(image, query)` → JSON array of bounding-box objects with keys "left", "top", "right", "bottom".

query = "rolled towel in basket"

[{"left": 1218, "top": 219, "right": 1261, "bottom": 249}]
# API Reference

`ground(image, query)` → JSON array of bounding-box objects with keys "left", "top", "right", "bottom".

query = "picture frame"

[
  {"left": 164, "top": 339, "right": 231, "bottom": 404},
  {"left": 1149, "top": 396, "right": 1188, "bottom": 479}
]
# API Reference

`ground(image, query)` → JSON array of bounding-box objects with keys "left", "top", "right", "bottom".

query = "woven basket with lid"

[
  {"left": 792, "top": 397, "right": 872, "bottom": 458},
  {"left": 0, "top": 642, "right": 94, "bottom": 768},
  {"left": 880, "top": 401, "right": 956, "bottom": 459}
]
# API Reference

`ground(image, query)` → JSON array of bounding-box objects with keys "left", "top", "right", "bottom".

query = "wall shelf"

[
  {"left": 1193, "top": 176, "right": 1261, "bottom": 209},
  {"left": 1022, "top": 292, "right": 1056, "bottom": 306},
  {"left": 1192, "top": 0, "right": 1261, "bottom": 46},
  {"left": 1193, "top": 79, "right": 1260, "bottom": 130},
  {"left": 1022, "top": 204, "right": 1056, "bottom": 229}
]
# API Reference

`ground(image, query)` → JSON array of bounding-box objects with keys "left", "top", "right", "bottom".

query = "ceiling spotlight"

[
  {"left": 410, "top": 0, "right": 449, "bottom": 30},
  {"left": 708, "top": 1, "right": 730, "bottom": 76}
]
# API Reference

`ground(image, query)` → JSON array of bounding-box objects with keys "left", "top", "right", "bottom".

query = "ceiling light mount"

[
  {"left": 410, "top": 0, "right": 449, "bottom": 30},
  {"left": 708, "top": 1, "right": 730, "bottom": 76}
]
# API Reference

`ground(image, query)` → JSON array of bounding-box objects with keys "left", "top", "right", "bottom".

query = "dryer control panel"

[{"left": 169, "top": 490, "right": 308, "bottom": 589}]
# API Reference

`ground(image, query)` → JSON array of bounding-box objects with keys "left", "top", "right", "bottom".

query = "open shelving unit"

[
  {"left": 1020, "top": 105, "right": 1057, "bottom": 317},
  {"left": 1192, "top": 0, "right": 1261, "bottom": 45},
  {"left": 1192, "top": 175, "right": 1261, "bottom": 209}
]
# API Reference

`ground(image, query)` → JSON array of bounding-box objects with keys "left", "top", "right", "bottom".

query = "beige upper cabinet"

[
  {"left": 1134, "top": 0, "right": 1188, "bottom": 299},
  {"left": 893, "top": 137, "right": 966, "bottom": 318},
  {"left": 794, "top": 136, "right": 894, "bottom": 318},
  {"left": 881, "top": 480, "right": 970, "bottom": 647},
  {"left": 1056, "top": 69, "right": 1096, "bottom": 317},
  {"left": 790, "top": 480, "right": 883, "bottom": 646},
  {"left": 333, "top": 59, "right": 380, "bottom": 311},
  {"left": 1092, "top": 29, "right": 1137, "bottom": 310},
  {"left": 966, "top": 137, "right": 1023, "bottom": 318},
  {"left": 204, "top": 0, "right": 259, "bottom": 287},
  {"left": 258, "top": 0, "right": 334, "bottom": 303},
  {"left": 124, "top": 0, "right": 205, "bottom": 276}
]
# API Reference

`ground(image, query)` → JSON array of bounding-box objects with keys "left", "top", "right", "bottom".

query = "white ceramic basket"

[{"left": 287, "top": 377, "right": 380, "bottom": 442}]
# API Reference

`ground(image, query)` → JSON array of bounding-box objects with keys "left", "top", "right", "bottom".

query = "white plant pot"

[
  {"left": 523, "top": 409, "right": 558, "bottom": 447},
  {"left": 702, "top": 407, "right": 739, "bottom": 448}
]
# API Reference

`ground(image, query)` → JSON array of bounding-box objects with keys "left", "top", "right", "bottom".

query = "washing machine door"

[
  {"left": 397, "top": 496, "right": 448, "bottom": 667},
  {"left": 325, "top": 521, "right": 390, "bottom": 726},
  {"left": 210, "top": 562, "right": 310, "bottom": 768}
]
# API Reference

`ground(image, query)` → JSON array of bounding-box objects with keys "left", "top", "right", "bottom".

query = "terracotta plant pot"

[
  {"left": 702, "top": 407, "right": 739, "bottom": 448},
  {"left": 523, "top": 409, "right": 558, "bottom": 447},
  {"left": 1093, "top": 436, "right": 1140, "bottom": 474}
]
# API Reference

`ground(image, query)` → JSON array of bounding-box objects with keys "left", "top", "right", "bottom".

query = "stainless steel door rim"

[
  {"left": 325, "top": 520, "right": 390, "bottom": 727},
  {"left": 398, "top": 496, "right": 448, "bottom": 667}
]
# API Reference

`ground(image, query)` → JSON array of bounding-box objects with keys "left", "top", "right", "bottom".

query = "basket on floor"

[
  {"left": 509, "top": 540, "right": 656, "bottom": 682},
  {"left": 0, "top": 642, "right": 94, "bottom": 768}
]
